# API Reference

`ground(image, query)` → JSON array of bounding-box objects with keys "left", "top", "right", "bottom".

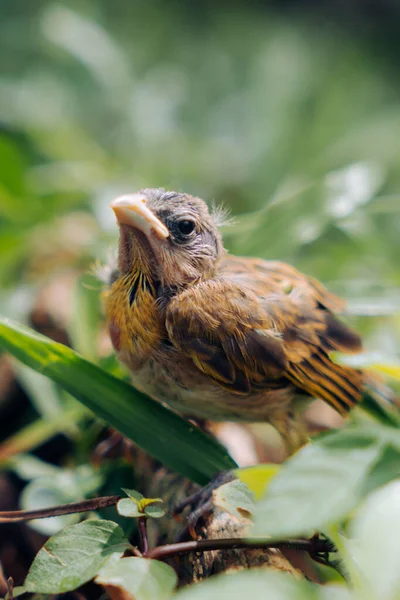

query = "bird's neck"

[
  {"left": 117, "top": 225, "right": 155, "bottom": 278},
  {"left": 105, "top": 267, "right": 163, "bottom": 369}
]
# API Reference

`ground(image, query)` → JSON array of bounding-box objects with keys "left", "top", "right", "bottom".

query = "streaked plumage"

[{"left": 104, "top": 188, "right": 368, "bottom": 451}]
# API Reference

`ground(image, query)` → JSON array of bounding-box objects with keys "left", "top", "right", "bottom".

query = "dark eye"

[{"left": 177, "top": 220, "right": 196, "bottom": 236}]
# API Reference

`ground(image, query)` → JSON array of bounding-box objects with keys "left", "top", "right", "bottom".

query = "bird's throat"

[
  {"left": 105, "top": 267, "right": 163, "bottom": 369},
  {"left": 118, "top": 224, "right": 156, "bottom": 278}
]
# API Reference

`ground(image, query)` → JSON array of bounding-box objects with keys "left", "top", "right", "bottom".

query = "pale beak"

[{"left": 111, "top": 194, "right": 170, "bottom": 239}]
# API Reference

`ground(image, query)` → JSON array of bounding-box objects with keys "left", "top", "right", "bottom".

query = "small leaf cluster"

[{"left": 117, "top": 488, "right": 165, "bottom": 519}]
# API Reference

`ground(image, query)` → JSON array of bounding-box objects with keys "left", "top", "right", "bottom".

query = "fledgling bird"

[{"left": 104, "top": 188, "right": 372, "bottom": 452}]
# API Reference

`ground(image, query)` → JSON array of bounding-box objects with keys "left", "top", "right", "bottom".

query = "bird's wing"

[{"left": 165, "top": 256, "right": 363, "bottom": 414}]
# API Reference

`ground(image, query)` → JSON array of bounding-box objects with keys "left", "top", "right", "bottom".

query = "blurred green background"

[{"left": 1, "top": 0, "right": 399, "bottom": 357}]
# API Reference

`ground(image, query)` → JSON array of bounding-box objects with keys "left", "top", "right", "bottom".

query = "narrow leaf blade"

[{"left": 0, "top": 319, "right": 236, "bottom": 484}]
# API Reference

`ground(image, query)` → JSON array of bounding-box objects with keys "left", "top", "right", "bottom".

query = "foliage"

[
  {"left": 24, "top": 520, "right": 130, "bottom": 594},
  {"left": 117, "top": 488, "right": 165, "bottom": 519},
  {"left": 96, "top": 556, "right": 177, "bottom": 600},
  {"left": 0, "top": 319, "right": 236, "bottom": 484},
  {"left": 0, "top": 324, "right": 400, "bottom": 598}
]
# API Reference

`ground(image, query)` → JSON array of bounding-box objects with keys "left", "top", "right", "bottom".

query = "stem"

[
  {"left": 147, "top": 536, "right": 333, "bottom": 561},
  {"left": 138, "top": 517, "right": 149, "bottom": 555},
  {"left": 7, "top": 578, "right": 14, "bottom": 600},
  {"left": 0, "top": 495, "right": 121, "bottom": 523}
]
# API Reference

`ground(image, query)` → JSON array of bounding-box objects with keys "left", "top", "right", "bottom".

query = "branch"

[
  {"left": 0, "top": 495, "right": 121, "bottom": 523},
  {"left": 147, "top": 536, "right": 334, "bottom": 560}
]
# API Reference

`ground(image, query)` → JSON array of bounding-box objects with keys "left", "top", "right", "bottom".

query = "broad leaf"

[
  {"left": 117, "top": 495, "right": 165, "bottom": 519},
  {"left": 349, "top": 480, "right": 400, "bottom": 600},
  {"left": 360, "top": 445, "right": 400, "bottom": 498},
  {"left": 320, "top": 587, "right": 352, "bottom": 600},
  {"left": 25, "top": 519, "right": 130, "bottom": 593},
  {"left": 96, "top": 557, "right": 177, "bottom": 600},
  {"left": 0, "top": 319, "right": 236, "bottom": 484},
  {"left": 117, "top": 498, "right": 143, "bottom": 518},
  {"left": 20, "top": 463, "right": 103, "bottom": 535},
  {"left": 213, "top": 479, "right": 255, "bottom": 520},
  {"left": 173, "top": 570, "right": 319, "bottom": 600},
  {"left": 122, "top": 488, "right": 144, "bottom": 502},
  {"left": 235, "top": 464, "right": 280, "bottom": 500},
  {"left": 9, "top": 453, "right": 60, "bottom": 480},
  {"left": 252, "top": 428, "right": 382, "bottom": 538},
  {"left": 144, "top": 504, "right": 165, "bottom": 518}
]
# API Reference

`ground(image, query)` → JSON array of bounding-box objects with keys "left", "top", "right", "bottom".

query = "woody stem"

[
  {"left": 138, "top": 517, "right": 149, "bottom": 555},
  {"left": 0, "top": 496, "right": 121, "bottom": 522},
  {"left": 147, "top": 537, "right": 334, "bottom": 560}
]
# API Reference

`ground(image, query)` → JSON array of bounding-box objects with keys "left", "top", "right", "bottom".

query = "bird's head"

[{"left": 111, "top": 188, "right": 225, "bottom": 288}]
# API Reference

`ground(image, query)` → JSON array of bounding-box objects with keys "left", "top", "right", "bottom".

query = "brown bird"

[{"left": 104, "top": 188, "right": 373, "bottom": 453}]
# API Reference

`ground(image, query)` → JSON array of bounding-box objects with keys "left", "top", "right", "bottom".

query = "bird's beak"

[{"left": 111, "top": 194, "right": 170, "bottom": 239}]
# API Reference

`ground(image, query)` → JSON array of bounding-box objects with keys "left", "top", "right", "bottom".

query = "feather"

[{"left": 166, "top": 254, "right": 364, "bottom": 414}]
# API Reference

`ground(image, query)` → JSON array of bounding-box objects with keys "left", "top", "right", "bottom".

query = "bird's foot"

[{"left": 173, "top": 471, "right": 236, "bottom": 542}]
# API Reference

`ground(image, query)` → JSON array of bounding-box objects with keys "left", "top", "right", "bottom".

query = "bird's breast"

[
  {"left": 129, "top": 353, "right": 294, "bottom": 424},
  {"left": 104, "top": 273, "right": 164, "bottom": 369}
]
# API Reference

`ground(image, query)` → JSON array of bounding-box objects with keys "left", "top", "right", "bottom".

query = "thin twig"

[
  {"left": 138, "top": 517, "right": 149, "bottom": 555},
  {"left": 146, "top": 537, "right": 334, "bottom": 560},
  {"left": 7, "top": 577, "right": 14, "bottom": 600},
  {"left": 0, "top": 495, "right": 121, "bottom": 523}
]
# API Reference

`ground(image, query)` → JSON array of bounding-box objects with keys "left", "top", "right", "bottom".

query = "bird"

[{"left": 104, "top": 188, "right": 379, "bottom": 453}]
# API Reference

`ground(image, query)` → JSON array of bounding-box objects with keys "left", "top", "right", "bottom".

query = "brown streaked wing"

[
  {"left": 167, "top": 255, "right": 363, "bottom": 413},
  {"left": 165, "top": 278, "right": 287, "bottom": 395}
]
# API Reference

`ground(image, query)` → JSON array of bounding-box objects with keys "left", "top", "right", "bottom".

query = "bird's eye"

[{"left": 177, "top": 220, "right": 196, "bottom": 236}]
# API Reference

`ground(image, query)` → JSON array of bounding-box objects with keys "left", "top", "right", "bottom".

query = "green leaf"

[
  {"left": 139, "top": 497, "right": 163, "bottom": 510},
  {"left": 122, "top": 488, "right": 144, "bottom": 502},
  {"left": 96, "top": 557, "right": 177, "bottom": 600},
  {"left": 359, "top": 389, "right": 400, "bottom": 428},
  {"left": 20, "top": 463, "right": 103, "bottom": 535},
  {"left": 14, "top": 362, "right": 65, "bottom": 420},
  {"left": 117, "top": 492, "right": 165, "bottom": 519},
  {"left": 24, "top": 519, "right": 130, "bottom": 594},
  {"left": 144, "top": 504, "right": 165, "bottom": 519},
  {"left": 173, "top": 570, "right": 319, "bottom": 600},
  {"left": 0, "top": 136, "right": 27, "bottom": 201},
  {"left": 235, "top": 464, "right": 280, "bottom": 501},
  {"left": 320, "top": 586, "right": 352, "bottom": 600},
  {"left": 0, "top": 318, "right": 236, "bottom": 484},
  {"left": 252, "top": 428, "right": 382, "bottom": 539},
  {"left": 213, "top": 479, "right": 255, "bottom": 520},
  {"left": 21, "top": 479, "right": 80, "bottom": 535},
  {"left": 360, "top": 445, "right": 400, "bottom": 498},
  {"left": 117, "top": 498, "right": 142, "bottom": 518},
  {"left": 8, "top": 454, "right": 60, "bottom": 481},
  {"left": 0, "top": 405, "right": 88, "bottom": 467},
  {"left": 349, "top": 481, "right": 400, "bottom": 600}
]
